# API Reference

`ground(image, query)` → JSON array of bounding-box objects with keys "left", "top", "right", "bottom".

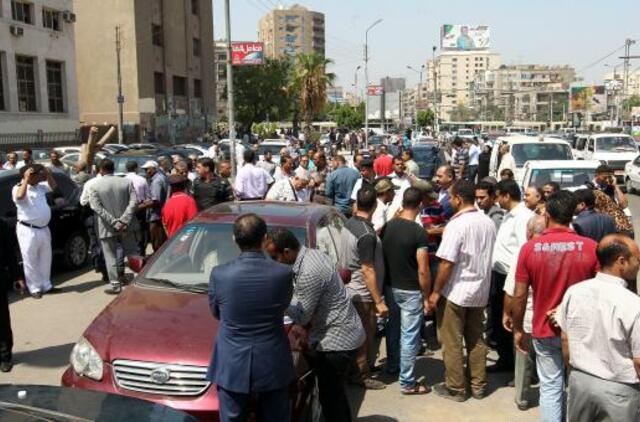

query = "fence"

[{"left": 0, "top": 131, "right": 80, "bottom": 151}]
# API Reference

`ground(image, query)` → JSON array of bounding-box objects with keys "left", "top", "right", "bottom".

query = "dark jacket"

[
  {"left": 573, "top": 208, "right": 617, "bottom": 243},
  {"left": 207, "top": 251, "right": 295, "bottom": 393}
]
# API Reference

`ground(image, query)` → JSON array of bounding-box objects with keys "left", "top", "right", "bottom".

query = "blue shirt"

[
  {"left": 148, "top": 171, "right": 168, "bottom": 222},
  {"left": 325, "top": 166, "right": 360, "bottom": 215}
]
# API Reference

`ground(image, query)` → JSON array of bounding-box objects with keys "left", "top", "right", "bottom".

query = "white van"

[
  {"left": 489, "top": 136, "right": 574, "bottom": 184},
  {"left": 583, "top": 134, "right": 638, "bottom": 183}
]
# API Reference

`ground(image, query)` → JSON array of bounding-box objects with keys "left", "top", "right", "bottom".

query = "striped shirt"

[
  {"left": 436, "top": 209, "right": 496, "bottom": 307},
  {"left": 287, "top": 247, "right": 365, "bottom": 352}
]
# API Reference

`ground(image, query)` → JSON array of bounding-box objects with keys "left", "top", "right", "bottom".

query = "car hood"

[
  {"left": 85, "top": 284, "right": 217, "bottom": 367},
  {"left": 593, "top": 152, "right": 638, "bottom": 162}
]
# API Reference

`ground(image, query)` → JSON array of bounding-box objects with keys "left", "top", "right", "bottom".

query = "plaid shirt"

[{"left": 287, "top": 247, "right": 365, "bottom": 352}]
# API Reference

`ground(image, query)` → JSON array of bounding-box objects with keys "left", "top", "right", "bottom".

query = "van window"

[
  {"left": 511, "top": 143, "right": 573, "bottom": 167},
  {"left": 595, "top": 136, "right": 637, "bottom": 153}
]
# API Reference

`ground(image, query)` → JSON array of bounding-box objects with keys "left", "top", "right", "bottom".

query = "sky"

[{"left": 213, "top": 0, "right": 640, "bottom": 91}]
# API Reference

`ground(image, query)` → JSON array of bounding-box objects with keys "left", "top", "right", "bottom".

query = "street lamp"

[
  {"left": 364, "top": 18, "right": 383, "bottom": 148},
  {"left": 407, "top": 64, "right": 425, "bottom": 132},
  {"left": 605, "top": 63, "right": 624, "bottom": 125},
  {"left": 353, "top": 65, "right": 362, "bottom": 102}
]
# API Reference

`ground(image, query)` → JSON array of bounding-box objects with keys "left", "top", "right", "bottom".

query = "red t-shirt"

[
  {"left": 161, "top": 192, "right": 198, "bottom": 237},
  {"left": 374, "top": 155, "right": 393, "bottom": 177},
  {"left": 515, "top": 227, "right": 598, "bottom": 338}
]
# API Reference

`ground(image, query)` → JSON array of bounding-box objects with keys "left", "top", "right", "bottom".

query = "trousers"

[
  {"left": 568, "top": 369, "right": 640, "bottom": 422},
  {"left": 0, "top": 287, "right": 12, "bottom": 363},
  {"left": 533, "top": 336, "right": 565, "bottom": 422},
  {"left": 216, "top": 385, "right": 290, "bottom": 422},
  {"left": 100, "top": 232, "right": 138, "bottom": 285},
  {"left": 16, "top": 224, "right": 52, "bottom": 294},
  {"left": 437, "top": 298, "right": 487, "bottom": 393},
  {"left": 490, "top": 271, "right": 514, "bottom": 367},
  {"left": 514, "top": 334, "right": 536, "bottom": 406},
  {"left": 352, "top": 302, "right": 378, "bottom": 381},
  {"left": 311, "top": 350, "right": 356, "bottom": 422}
]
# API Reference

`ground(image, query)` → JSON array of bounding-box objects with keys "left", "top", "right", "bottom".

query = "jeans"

[
  {"left": 312, "top": 350, "right": 356, "bottom": 422},
  {"left": 385, "top": 287, "right": 424, "bottom": 389},
  {"left": 533, "top": 337, "right": 565, "bottom": 422}
]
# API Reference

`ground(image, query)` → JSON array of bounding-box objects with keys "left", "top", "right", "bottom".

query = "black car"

[
  {"left": 412, "top": 143, "right": 441, "bottom": 180},
  {"left": 0, "top": 169, "right": 89, "bottom": 270}
]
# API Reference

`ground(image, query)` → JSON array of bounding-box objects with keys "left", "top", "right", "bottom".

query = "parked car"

[
  {"left": 256, "top": 140, "right": 289, "bottom": 163},
  {"left": 0, "top": 169, "right": 89, "bottom": 269},
  {"left": 521, "top": 160, "right": 601, "bottom": 191},
  {"left": 55, "top": 146, "right": 83, "bottom": 156},
  {"left": 103, "top": 143, "right": 130, "bottom": 154},
  {"left": 624, "top": 155, "right": 640, "bottom": 194},
  {"left": 412, "top": 143, "right": 440, "bottom": 180},
  {"left": 62, "top": 201, "right": 344, "bottom": 420},
  {"left": 15, "top": 148, "right": 51, "bottom": 163},
  {"left": 583, "top": 133, "right": 638, "bottom": 184},
  {"left": 572, "top": 134, "right": 590, "bottom": 160},
  {"left": 60, "top": 152, "right": 109, "bottom": 168}
]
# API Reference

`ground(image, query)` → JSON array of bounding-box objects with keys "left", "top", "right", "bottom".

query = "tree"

[
  {"left": 233, "top": 58, "right": 292, "bottom": 132},
  {"left": 449, "top": 103, "right": 478, "bottom": 122},
  {"left": 623, "top": 94, "right": 640, "bottom": 111},
  {"left": 416, "top": 109, "right": 435, "bottom": 127},
  {"left": 333, "top": 103, "right": 364, "bottom": 130},
  {"left": 290, "top": 53, "right": 336, "bottom": 139}
]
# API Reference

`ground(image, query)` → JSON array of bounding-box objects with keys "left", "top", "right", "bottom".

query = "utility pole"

[
  {"left": 115, "top": 26, "right": 124, "bottom": 144},
  {"left": 432, "top": 46, "right": 439, "bottom": 133},
  {"left": 364, "top": 18, "right": 382, "bottom": 148},
  {"left": 223, "top": 0, "right": 237, "bottom": 178},
  {"left": 620, "top": 38, "right": 639, "bottom": 120}
]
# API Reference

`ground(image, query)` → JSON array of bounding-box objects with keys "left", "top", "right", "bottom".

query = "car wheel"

[
  {"left": 63, "top": 230, "right": 89, "bottom": 269},
  {"left": 626, "top": 178, "right": 635, "bottom": 195}
]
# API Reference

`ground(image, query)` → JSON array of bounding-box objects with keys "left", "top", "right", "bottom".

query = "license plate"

[{"left": 615, "top": 170, "right": 624, "bottom": 176}]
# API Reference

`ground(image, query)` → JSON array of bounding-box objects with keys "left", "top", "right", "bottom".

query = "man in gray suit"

[{"left": 89, "top": 158, "right": 139, "bottom": 294}]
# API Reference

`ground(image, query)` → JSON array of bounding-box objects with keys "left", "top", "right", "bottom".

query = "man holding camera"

[{"left": 12, "top": 164, "right": 56, "bottom": 298}]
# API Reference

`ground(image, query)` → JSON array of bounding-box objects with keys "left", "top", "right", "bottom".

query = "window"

[
  {"left": 15, "top": 55, "right": 37, "bottom": 112},
  {"left": 191, "top": 0, "right": 199, "bottom": 15},
  {"left": 193, "top": 78, "right": 202, "bottom": 98},
  {"left": 42, "top": 8, "right": 61, "bottom": 31},
  {"left": 173, "top": 76, "right": 186, "bottom": 96},
  {"left": 152, "top": 24, "right": 163, "bottom": 47},
  {"left": 154, "top": 72, "right": 165, "bottom": 94},
  {"left": 46, "top": 61, "right": 64, "bottom": 113},
  {"left": 193, "top": 38, "right": 201, "bottom": 57},
  {"left": 217, "top": 53, "right": 226, "bottom": 62},
  {"left": 11, "top": 1, "right": 32, "bottom": 24},
  {"left": 0, "top": 58, "right": 4, "bottom": 111}
]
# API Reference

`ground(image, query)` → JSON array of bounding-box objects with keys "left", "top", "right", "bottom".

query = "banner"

[
  {"left": 367, "top": 85, "right": 384, "bottom": 96},
  {"left": 441, "top": 25, "right": 490, "bottom": 51},
  {"left": 231, "top": 42, "right": 264, "bottom": 66},
  {"left": 570, "top": 86, "right": 606, "bottom": 114}
]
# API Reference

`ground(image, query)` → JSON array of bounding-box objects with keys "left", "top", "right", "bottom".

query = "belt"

[{"left": 19, "top": 221, "right": 48, "bottom": 229}]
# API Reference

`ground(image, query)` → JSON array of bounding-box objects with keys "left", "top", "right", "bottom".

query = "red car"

[{"left": 62, "top": 201, "right": 345, "bottom": 421}]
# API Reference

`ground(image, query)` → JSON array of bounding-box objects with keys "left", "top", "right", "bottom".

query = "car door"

[
  {"left": 585, "top": 138, "right": 595, "bottom": 160},
  {"left": 629, "top": 155, "right": 640, "bottom": 187}
]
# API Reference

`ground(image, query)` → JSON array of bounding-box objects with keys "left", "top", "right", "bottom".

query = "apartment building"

[
  {"left": 214, "top": 40, "right": 227, "bottom": 120},
  {"left": 74, "top": 0, "right": 215, "bottom": 142},
  {"left": 258, "top": 4, "right": 325, "bottom": 59},
  {"left": 0, "top": 0, "right": 79, "bottom": 134}
]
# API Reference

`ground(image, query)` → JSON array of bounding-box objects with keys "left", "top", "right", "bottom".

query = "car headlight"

[{"left": 70, "top": 337, "right": 103, "bottom": 381}]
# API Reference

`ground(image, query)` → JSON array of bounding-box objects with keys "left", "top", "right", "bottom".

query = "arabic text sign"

[{"left": 231, "top": 42, "right": 264, "bottom": 66}]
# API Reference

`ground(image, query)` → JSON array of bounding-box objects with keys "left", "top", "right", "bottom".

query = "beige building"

[
  {"left": 473, "top": 65, "right": 576, "bottom": 122},
  {"left": 0, "top": 0, "right": 79, "bottom": 135},
  {"left": 258, "top": 4, "right": 325, "bottom": 59},
  {"left": 214, "top": 40, "right": 227, "bottom": 120},
  {"left": 426, "top": 51, "right": 501, "bottom": 121},
  {"left": 75, "top": 0, "right": 215, "bottom": 142}
]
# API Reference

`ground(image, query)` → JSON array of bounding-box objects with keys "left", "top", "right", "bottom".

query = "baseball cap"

[
  {"left": 141, "top": 160, "right": 158, "bottom": 169},
  {"left": 374, "top": 178, "right": 398, "bottom": 194},
  {"left": 412, "top": 179, "right": 438, "bottom": 200}
]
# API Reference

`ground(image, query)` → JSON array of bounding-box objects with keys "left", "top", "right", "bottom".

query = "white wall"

[{"left": 0, "top": 0, "right": 78, "bottom": 133}]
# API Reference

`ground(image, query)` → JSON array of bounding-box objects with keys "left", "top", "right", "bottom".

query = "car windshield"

[
  {"left": 528, "top": 168, "right": 595, "bottom": 189},
  {"left": 112, "top": 156, "right": 154, "bottom": 174},
  {"left": 141, "top": 223, "right": 307, "bottom": 290},
  {"left": 511, "top": 143, "right": 572, "bottom": 167},
  {"left": 458, "top": 129, "right": 473, "bottom": 136},
  {"left": 596, "top": 136, "right": 637, "bottom": 152},
  {"left": 413, "top": 147, "right": 438, "bottom": 162},
  {"left": 257, "top": 144, "right": 285, "bottom": 156}
]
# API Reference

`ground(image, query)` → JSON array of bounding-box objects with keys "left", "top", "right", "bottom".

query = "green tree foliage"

[
  {"left": 416, "top": 109, "right": 436, "bottom": 127},
  {"left": 333, "top": 103, "right": 364, "bottom": 129},
  {"left": 449, "top": 103, "right": 478, "bottom": 122}
]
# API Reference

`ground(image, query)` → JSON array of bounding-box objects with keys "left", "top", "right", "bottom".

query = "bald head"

[
  {"left": 526, "top": 215, "right": 546, "bottom": 240},
  {"left": 597, "top": 234, "right": 640, "bottom": 283}
]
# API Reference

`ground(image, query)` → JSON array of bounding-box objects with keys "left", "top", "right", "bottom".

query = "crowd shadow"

[
  {"left": 56, "top": 279, "right": 106, "bottom": 294},
  {"left": 357, "top": 416, "right": 399, "bottom": 422},
  {"left": 13, "top": 343, "right": 74, "bottom": 369}
]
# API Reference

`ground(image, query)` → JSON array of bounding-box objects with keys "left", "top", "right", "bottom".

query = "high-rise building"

[
  {"left": 75, "top": 0, "right": 215, "bottom": 142},
  {"left": 258, "top": 4, "right": 325, "bottom": 59},
  {"left": 426, "top": 51, "right": 501, "bottom": 121},
  {"left": 0, "top": 0, "right": 79, "bottom": 135},
  {"left": 214, "top": 41, "right": 228, "bottom": 120}
]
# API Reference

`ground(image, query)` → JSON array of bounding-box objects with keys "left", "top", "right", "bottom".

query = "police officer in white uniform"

[{"left": 12, "top": 164, "right": 56, "bottom": 299}]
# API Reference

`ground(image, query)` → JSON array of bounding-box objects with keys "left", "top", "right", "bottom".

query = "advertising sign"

[
  {"left": 441, "top": 25, "right": 490, "bottom": 51},
  {"left": 231, "top": 42, "right": 264, "bottom": 66},
  {"left": 367, "top": 85, "right": 384, "bottom": 96},
  {"left": 570, "top": 85, "right": 607, "bottom": 114}
]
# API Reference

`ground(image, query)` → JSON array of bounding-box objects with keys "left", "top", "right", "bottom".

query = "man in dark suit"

[
  {"left": 207, "top": 213, "right": 295, "bottom": 422},
  {"left": 573, "top": 188, "right": 617, "bottom": 243}
]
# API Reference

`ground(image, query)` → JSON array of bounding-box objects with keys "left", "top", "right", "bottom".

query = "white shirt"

[
  {"left": 3, "top": 162, "right": 17, "bottom": 170},
  {"left": 503, "top": 256, "right": 533, "bottom": 333},
  {"left": 436, "top": 210, "right": 497, "bottom": 307},
  {"left": 389, "top": 172, "right": 411, "bottom": 195},
  {"left": 468, "top": 144, "right": 480, "bottom": 166},
  {"left": 126, "top": 172, "right": 151, "bottom": 203},
  {"left": 557, "top": 272, "right": 640, "bottom": 384},
  {"left": 350, "top": 178, "right": 373, "bottom": 201},
  {"left": 12, "top": 182, "right": 52, "bottom": 227},
  {"left": 266, "top": 178, "right": 304, "bottom": 202},
  {"left": 371, "top": 198, "right": 391, "bottom": 232},
  {"left": 235, "top": 143, "right": 246, "bottom": 167},
  {"left": 234, "top": 163, "right": 273, "bottom": 199},
  {"left": 492, "top": 203, "right": 533, "bottom": 274},
  {"left": 497, "top": 153, "right": 516, "bottom": 175},
  {"left": 294, "top": 166, "right": 310, "bottom": 179},
  {"left": 16, "top": 161, "right": 27, "bottom": 169}
]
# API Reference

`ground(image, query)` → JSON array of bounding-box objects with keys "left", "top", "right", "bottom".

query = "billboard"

[
  {"left": 570, "top": 85, "right": 607, "bottom": 114},
  {"left": 231, "top": 42, "right": 264, "bottom": 66},
  {"left": 441, "top": 25, "right": 490, "bottom": 51},
  {"left": 367, "top": 85, "right": 384, "bottom": 96}
]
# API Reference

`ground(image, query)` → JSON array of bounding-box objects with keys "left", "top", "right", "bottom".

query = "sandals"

[{"left": 400, "top": 384, "right": 431, "bottom": 395}]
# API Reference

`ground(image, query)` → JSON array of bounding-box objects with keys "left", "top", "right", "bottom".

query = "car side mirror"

[{"left": 128, "top": 255, "right": 146, "bottom": 273}]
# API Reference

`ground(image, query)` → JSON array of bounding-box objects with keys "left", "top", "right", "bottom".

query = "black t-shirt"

[
  {"left": 381, "top": 218, "right": 429, "bottom": 291},
  {"left": 193, "top": 177, "right": 232, "bottom": 211}
]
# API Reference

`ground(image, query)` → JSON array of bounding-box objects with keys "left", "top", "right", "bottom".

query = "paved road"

[{"left": 7, "top": 194, "right": 640, "bottom": 420}]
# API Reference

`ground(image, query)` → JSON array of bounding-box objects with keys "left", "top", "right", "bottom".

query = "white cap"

[{"left": 141, "top": 160, "right": 158, "bottom": 169}]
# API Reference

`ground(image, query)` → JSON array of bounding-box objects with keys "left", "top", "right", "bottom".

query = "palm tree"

[{"left": 290, "top": 53, "right": 336, "bottom": 140}]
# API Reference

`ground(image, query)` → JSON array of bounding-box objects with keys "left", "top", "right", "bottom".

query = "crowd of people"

[{"left": 1, "top": 133, "right": 640, "bottom": 422}]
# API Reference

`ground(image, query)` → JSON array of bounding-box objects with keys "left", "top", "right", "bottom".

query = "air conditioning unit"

[
  {"left": 62, "top": 11, "right": 76, "bottom": 23},
  {"left": 10, "top": 25, "right": 24, "bottom": 37}
]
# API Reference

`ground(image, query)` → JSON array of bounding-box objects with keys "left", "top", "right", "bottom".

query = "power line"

[
  {"left": 244, "top": 0, "right": 269, "bottom": 14},
  {"left": 576, "top": 42, "right": 634, "bottom": 75}
]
